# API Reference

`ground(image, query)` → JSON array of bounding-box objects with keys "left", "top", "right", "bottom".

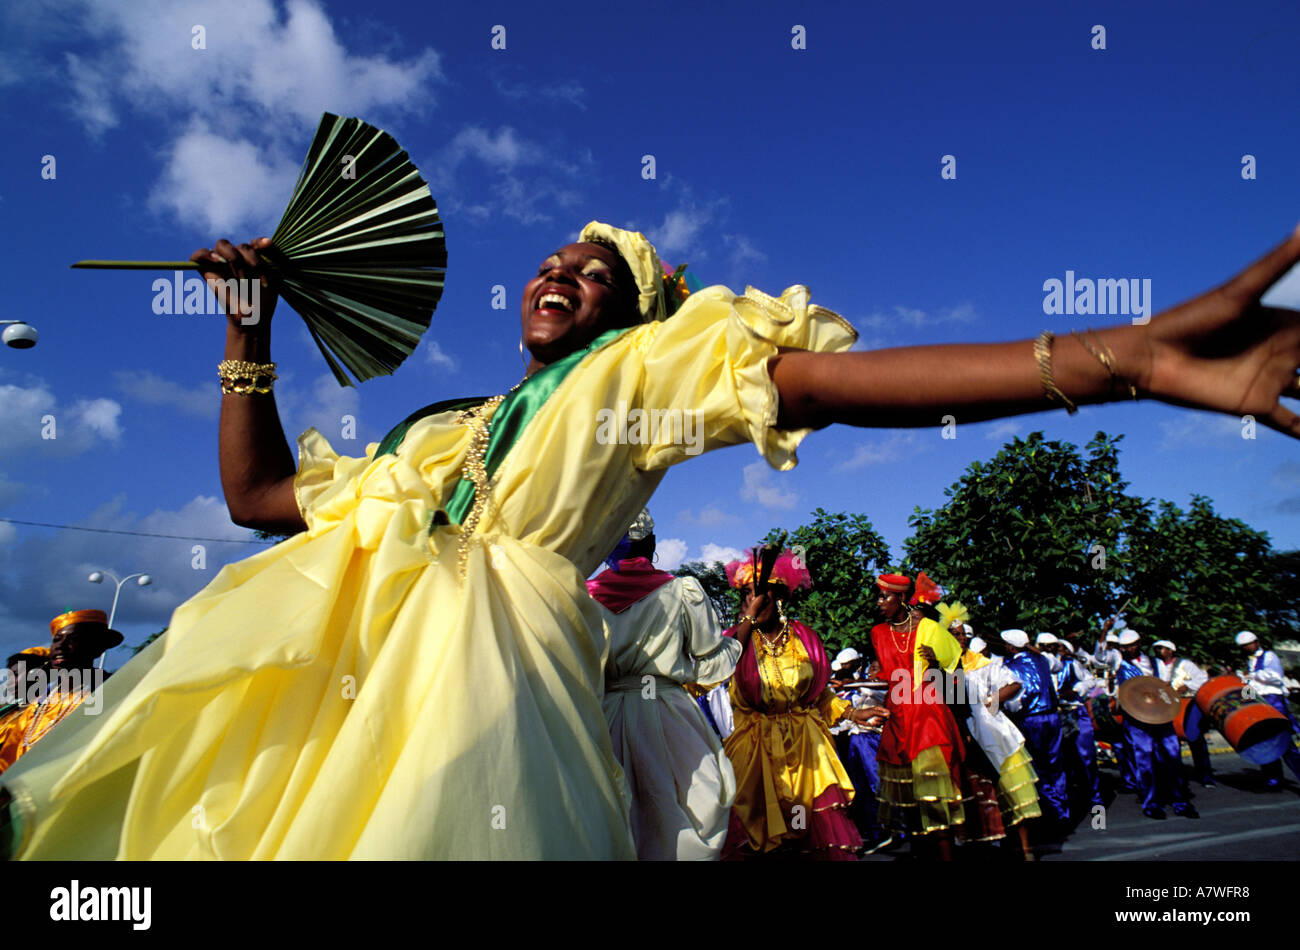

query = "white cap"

[
  {"left": 1059, "top": 641, "right": 1075, "bottom": 654},
  {"left": 969, "top": 636, "right": 987, "bottom": 653},
  {"left": 1118, "top": 629, "right": 1140, "bottom": 646},
  {"left": 627, "top": 508, "right": 655, "bottom": 541},
  {"left": 1001, "top": 630, "right": 1030, "bottom": 649},
  {"left": 832, "top": 647, "right": 861, "bottom": 671},
  {"left": 1235, "top": 631, "right": 1258, "bottom": 646},
  {"left": 1105, "top": 632, "right": 1120, "bottom": 644},
  {"left": 1152, "top": 639, "right": 1176, "bottom": 651},
  {"left": 1036, "top": 632, "right": 1058, "bottom": 646}
]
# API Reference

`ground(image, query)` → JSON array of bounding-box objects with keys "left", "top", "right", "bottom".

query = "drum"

[
  {"left": 1189, "top": 675, "right": 1294, "bottom": 764},
  {"left": 1087, "top": 693, "right": 1122, "bottom": 742},
  {"left": 1173, "top": 697, "right": 1193, "bottom": 741}
]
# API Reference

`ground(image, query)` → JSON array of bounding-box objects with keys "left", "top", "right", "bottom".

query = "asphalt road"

[{"left": 863, "top": 739, "right": 1300, "bottom": 862}]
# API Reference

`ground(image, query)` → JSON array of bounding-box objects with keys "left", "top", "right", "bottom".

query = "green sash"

[{"left": 375, "top": 327, "right": 629, "bottom": 527}]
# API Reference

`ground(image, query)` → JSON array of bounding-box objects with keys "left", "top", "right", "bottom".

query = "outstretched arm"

[
  {"left": 771, "top": 227, "right": 1300, "bottom": 437},
  {"left": 197, "top": 238, "right": 307, "bottom": 534}
]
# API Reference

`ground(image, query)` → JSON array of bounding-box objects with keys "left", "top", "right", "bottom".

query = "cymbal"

[{"left": 1117, "top": 675, "right": 1181, "bottom": 724}]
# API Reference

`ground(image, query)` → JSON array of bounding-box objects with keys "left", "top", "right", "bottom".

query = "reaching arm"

[
  {"left": 770, "top": 227, "right": 1300, "bottom": 436},
  {"left": 197, "top": 238, "right": 307, "bottom": 534}
]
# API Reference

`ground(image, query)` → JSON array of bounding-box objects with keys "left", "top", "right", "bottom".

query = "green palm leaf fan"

[{"left": 72, "top": 113, "right": 446, "bottom": 386}]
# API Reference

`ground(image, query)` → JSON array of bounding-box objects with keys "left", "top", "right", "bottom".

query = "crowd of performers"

[
  {"left": 2, "top": 516, "right": 1299, "bottom": 861},
  {"left": 584, "top": 511, "right": 1300, "bottom": 861}
]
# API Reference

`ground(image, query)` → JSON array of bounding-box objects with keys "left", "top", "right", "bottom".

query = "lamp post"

[
  {"left": 1, "top": 320, "right": 38, "bottom": 349},
  {"left": 88, "top": 570, "right": 152, "bottom": 668}
]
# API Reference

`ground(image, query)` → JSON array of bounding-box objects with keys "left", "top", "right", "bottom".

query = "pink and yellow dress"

[
  {"left": 1, "top": 285, "right": 855, "bottom": 860},
  {"left": 722, "top": 621, "right": 862, "bottom": 860}
]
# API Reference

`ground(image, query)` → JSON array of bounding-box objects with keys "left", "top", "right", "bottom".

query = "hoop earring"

[{"left": 519, "top": 338, "right": 529, "bottom": 371}]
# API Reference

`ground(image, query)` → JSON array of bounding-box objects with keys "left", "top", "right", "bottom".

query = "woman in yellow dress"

[
  {"left": 3, "top": 215, "right": 1300, "bottom": 859},
  {"left": 720, "top": 551, "right": 883, "bottom": 859}
]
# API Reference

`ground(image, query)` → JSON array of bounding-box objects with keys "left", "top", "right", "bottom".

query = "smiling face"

[{"left": 520, "top": 242, "right": 639, "bottom": 367}]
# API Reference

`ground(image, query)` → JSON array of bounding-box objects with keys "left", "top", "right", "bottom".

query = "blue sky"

[{"left": 1, "top": 0, "right": 1298, "bottom": 666}]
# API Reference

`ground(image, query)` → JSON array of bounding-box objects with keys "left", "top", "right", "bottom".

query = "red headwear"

[
  {"left": 909, "top": 571, "right": 942, "bottom": 606},
  {"left": 875, "top": 573, "right": 911, "bottom": 593}
]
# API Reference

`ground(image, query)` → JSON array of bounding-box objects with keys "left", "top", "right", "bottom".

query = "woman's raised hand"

[
  {"left": 191, "top": 237, "right": 280, "bottom": 333},
  {"left": 1143, "top": 226, "right": 1300, "bottom": 437}
]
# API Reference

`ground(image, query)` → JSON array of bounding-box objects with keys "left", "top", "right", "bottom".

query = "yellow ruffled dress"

[{"left": 2, "top": 286, "right": 855, "bottom": 860}]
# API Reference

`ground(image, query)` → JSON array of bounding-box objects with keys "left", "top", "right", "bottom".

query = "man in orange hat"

[{"left": 0, "top": 610, "right": 121, "bottom": 774}]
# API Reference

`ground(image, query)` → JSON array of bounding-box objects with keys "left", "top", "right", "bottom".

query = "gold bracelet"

[
  {"left": 1071, "top": 330, "right": 1138, "bottom": 401},
  {"left": 218, "top": 359, "right": 278, "bottom": 395},
  {"left": 1034, "top": 331, "right": 1078, "bottom": 415}
]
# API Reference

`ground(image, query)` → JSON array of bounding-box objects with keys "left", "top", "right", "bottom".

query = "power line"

[{"left": 0, "top": 517, "right": 276, "bottom": 545}]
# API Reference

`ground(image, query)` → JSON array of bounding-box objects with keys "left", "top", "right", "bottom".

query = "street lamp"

[
  {"left": 88, "top": 570, "right": 152, "bottom": 668},
  {"left": 2, "top": 320, "right": 38, "bottom": 349}
]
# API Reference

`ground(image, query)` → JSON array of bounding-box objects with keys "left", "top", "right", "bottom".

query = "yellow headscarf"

[{"left": 578, "top": 221, "right": 668, "bottom": 322}]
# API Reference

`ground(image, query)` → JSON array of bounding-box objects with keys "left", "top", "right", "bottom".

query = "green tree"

[
  {"left": 763, "top": 509, "right": 891, "bottom": 656},
  {"left": 904, "top": 432, "right": 1142, "bottom": 635},
  {"left": 674, "top": 560, "right": 737, "bottom": 625},
  {"left": 132, "top": 627, "right": 167, "bottom": 655},
  {"left": 1124, "top": 496, "right": 1279, "bottom": 669}
]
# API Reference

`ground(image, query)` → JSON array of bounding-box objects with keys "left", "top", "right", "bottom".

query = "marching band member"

[
  {"left": 1153, "top": 640, "right": 1214, "bottom": 787},
  {"left": 1115, "top": 630, "right": 1197, "bottom": 819},
  {"left": 1054, "top": 640, "right": 1106, "bottom": 809},
  {"left": 1001, "top": 630, "right": 1070, "bottom": 829},
  {"left": 830, "top": 648, "right": 888, "bottom": 847},
  {"left": 1235, "top": 631, "right": 1300, "bottom": 788}
]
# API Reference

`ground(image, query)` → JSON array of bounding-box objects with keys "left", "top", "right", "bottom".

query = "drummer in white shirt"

[
  {"left": 1152, "top": 640, "right": 1214, "bottom": 787},
  {"left": 1236, "top": 631, "right": 1300, "bottom": 789}
]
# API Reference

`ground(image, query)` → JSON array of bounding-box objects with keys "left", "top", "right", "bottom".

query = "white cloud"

[
  {"left": 29, "top": 1, "right": 442, "bottom": 231},
  {"left": 422, "top": 340, "right": 458, "bottom": 372},
  {"left": 430, "top": 125, "right": 594, "bottom": 227},
  {"left": 0, "top": 493, "right": 266, "bottom": 667},
  {"left": 855, "top": 302, "right": 978, "bottom": 335},
  {"left": 149, "top": 121, "right": 301, "bottom": 235},
  {"left": 115, "top": 370, "right": 216, "bottom": 420},
  {"left": 275, "top": 371, "right": 362, "bottom": 446},
  {"left": 834, "top": 433, "right": 915, "bottom": 472},
  {"left": 0, "top": 378, "right": 123, "bottom": 456},
  {"left": 983, "top": 420, "right": 1022, "bottom": 442},
  {"left": 698, "top": 543, "right": 745, "bottom": 566},
  {"left": 740, "top": 460, "right": 798, "bottom": 510},
  {"left": 656, "top": 537, "right": 688, "bottom": 571},
  {"left": 60, "top": 0, "right": 441, "bottom": 134},
  {"left": 1157, "top": 413, "right": 1247, "bottom": 451},
  {"left": 494, "top": 76, "right": 587, "bottom": 111},
  {"left": 677, "top": 505, "right": 742, "bottom": 528}
]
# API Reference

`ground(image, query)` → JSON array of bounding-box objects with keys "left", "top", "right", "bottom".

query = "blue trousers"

[
  {"left": 1018, "top": 712, "right": 1069, "bottom": 824},
  {"left": 1260, "top": 695, "right": 1300, "bottom": 783},
  {"left": 1069, "top": 706, "right": 1104, "bottom": 805},
  {"left": 1187, "top": 731, "right": 1213, "bottom": 783},
  {"left": 841, "top": 731, "right": 883, "bottom": 842},
  {"left": 1124, "top": 718, "right": 1189, "bottom": 810}
]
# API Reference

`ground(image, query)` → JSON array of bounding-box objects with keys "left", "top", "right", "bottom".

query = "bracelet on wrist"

[{"left": 218, "top": 359, "right": 277, "bottom": 395}]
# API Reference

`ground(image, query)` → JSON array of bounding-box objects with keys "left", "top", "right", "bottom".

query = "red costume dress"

[{"left": 871, "top": 615, "right": 968, "bottom": 836}]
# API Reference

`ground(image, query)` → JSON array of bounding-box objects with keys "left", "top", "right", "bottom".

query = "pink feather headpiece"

[{"left": 724, "top": 548, "right": 813, "bottom": 592}]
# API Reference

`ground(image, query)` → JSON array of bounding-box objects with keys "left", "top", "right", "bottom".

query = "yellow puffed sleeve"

[
  {"left": 292, "top": 428, "right": 380, "bottom": 533},
  {"left": 633, "top": 285, "right": 857, "bottom": 472},
  {"left": 817, "top": 687, "right": 852, "bottom": 726}
]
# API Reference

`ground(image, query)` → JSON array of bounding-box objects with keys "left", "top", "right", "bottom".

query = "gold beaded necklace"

[{"left": 453, "top": 395, "right": 506, "bottom": 577}]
